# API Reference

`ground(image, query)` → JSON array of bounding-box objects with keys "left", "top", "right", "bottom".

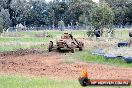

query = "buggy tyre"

[
  {"left": 79, "top": 47, "right": 83, "bottom": 51},
  {"left": 71, "top": 43, "right": 75, "bottom": 53},
  {"left": 57, "top": 48, "right": 61, "bottom": 52},
  {"left": 71, "top": 48, "right": 75, "bottom": 53},
  {"left": 79, "top": 43, "right": 84, "bottom": 51},
  {"left": 48, "top": 41, "right": 53, "bottom": 52}
]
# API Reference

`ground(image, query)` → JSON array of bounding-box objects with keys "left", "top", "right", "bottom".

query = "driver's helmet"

[
  {"left": 64, "top": 31, "right": 68, "bottom": 34},
  {"left": 63, "top": 31, "right": 69, "bottom": 38}
]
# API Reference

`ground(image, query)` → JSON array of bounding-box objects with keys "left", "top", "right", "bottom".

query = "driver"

[{"left": 69, "top": 34, "right": 73, "bottom": 39}]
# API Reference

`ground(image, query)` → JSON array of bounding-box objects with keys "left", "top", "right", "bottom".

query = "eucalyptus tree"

[
  {"left": 26, "top": 0, "right": 48, "bottom": 26},
  {"left": 0, "top": 9, "right": 12, "bottom": 30},
  {"left": 90, "top": 0, "right": 114, "bottom": 35},
  {"left": 48, "top": 0, "right": 68, "bottom": 27},
  {"left": 105, "top": 0, "right": 132, "bottom": 27},
  {"left": 0, "top": 17, "right": 4, "bottom": 33}
]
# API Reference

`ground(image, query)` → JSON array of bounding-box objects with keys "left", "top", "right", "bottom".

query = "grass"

[
  {"left": 0, "top": 37, "right": 51, "bottom": 43},
  {"left": 45, "top": 30, "right": 87, "bottom": 38},
  {"left": 0, "top": 75, "right": 81, "bottom": 88},
  {"left": 0, "top": 30, "right": 86, "bottom": 52},
  {"left": 0, "top": 31, "right": 52, "bottom": 52},
  {"left": 0, "top": 75, "right": 131, "bottom": 88},
  {"left": 114, "top": 29, "right": 129, "bottom": 41},
  {"left": 66, "top": 50, "right": 132, "bottom": 67}
]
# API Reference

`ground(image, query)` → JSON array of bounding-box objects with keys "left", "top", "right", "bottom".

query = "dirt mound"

[{"left": 0, "top": 52, "right": 132, "bottom": 81}]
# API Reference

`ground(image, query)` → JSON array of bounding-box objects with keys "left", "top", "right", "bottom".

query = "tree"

[
  {"left": 24, "top": 0, "right": 49, "bottom": 26},
  {"left": 58, "top": 20, "right": 65, "bottom": 31},
  {"left": 90, "top": 1, "right": 114, "bottom": 33},
  {"left": 79, "top": 0, "right": 97, "bottom": 25},
  {"left": 64, "top": 0, "right": 96, "bottom": 27},
  {"left": 0, "top": 8, "right": 12, "bottom": 30},
  {"left": 105, "top": 0, "right": 132, "bottom": 26},
  {"left": 10, "top": 0, "right": 31, "bottom": 26},
  {"left": 0, "top": 17, "right": 4, "bottom": 33},
  {"left": 48, "top": 0, "right": 68, "bottom": 27}
]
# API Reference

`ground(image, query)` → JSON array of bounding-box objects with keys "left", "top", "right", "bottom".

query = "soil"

[
  {"left": 0, "top": 49, "right": 132, "bottom": 81},
  {"left": 0, "top": 38, "right": 132, "bottom": 81}
]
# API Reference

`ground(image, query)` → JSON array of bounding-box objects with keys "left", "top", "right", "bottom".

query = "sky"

[
  {"left": 45, "top": 0, "right": 99, "bottom": 3},
  {"left": 92, "top": 0, "right": 99, "bottom": 3}
]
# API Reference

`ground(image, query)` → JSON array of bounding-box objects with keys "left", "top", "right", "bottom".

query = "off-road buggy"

[{"left": 48, "top": 32, "right": 84, "bottom": 53}]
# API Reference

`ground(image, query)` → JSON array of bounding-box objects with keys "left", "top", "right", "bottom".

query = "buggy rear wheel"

[
  {"left": 71, "top": 42, "right": 75, "bottom": 53},
  {"left": 48, "top": 41, "right": 53, "bottom": 52}
]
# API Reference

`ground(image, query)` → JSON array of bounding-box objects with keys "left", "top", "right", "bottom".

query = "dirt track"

[{"left": 0, "top": 49, "right": 132, "bottom": 81}]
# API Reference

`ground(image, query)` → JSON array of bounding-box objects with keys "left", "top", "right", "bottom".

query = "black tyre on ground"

[
  {"left": 71, "top": 42, "right": 75, "bottom": 53},
  {"left": 79, "top": 43, "right": 84, "bottom": 51},
  {"left": 48, "top": 41, "right": 53, "bottom": 52},
  {"left": 79, "top": 47, "right": 83, "bottom": 51},
  {"left": 57, "top": 48, "right": 61, "bottom": 52}
]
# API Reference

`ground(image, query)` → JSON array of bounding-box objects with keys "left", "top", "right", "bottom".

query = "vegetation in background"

[
  {"left": 0, "top": 25, "right": 3, "bottom": 34},
  {"left": 105, "top": 0, "right": 132, "bottom": 26},
  {"left": 0, "top": 8, "right": 11, "bottom": 30},
  {"left": 0, "top": 0, "right": 132, "bottom": 30},
  {"left": 90, "top": 1, "right": 114, "bottom": 30},
  {"left": 0, "top": 17, "right": 4, "bottom": 34}
]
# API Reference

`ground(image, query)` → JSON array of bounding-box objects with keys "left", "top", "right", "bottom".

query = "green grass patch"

[
  {"left": 0, "top": 75, "right": 81, "bottom": 88},
  {"left": 0, "top": 37, "right": 51, "bottom": 43},
  {"left": 66, "top": 50, "right": 132, "bottom": 67},
  {"left": 0, "top": 30, "right": 86, "bottom": 43},
  {"left": 45, "top": 30, "right": 87, "bottom": 38},
  {"left": 0, "top": 75, "right": 130, "bottom": 88},
  {"left": 2, "top": 31, "right": 50, "bottom": 37}
]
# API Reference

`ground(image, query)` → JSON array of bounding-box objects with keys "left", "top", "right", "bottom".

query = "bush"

[{"left": 87, "top": 30, "right": 95, "bottom": 37}]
